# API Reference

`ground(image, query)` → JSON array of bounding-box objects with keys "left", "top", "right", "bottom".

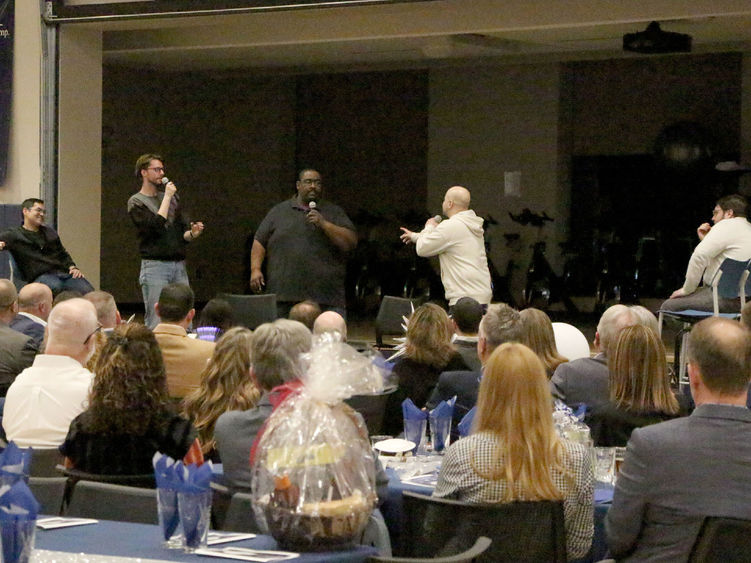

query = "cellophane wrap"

[{"left": 251, "top": 333, "right": 384, "bottom": 550}]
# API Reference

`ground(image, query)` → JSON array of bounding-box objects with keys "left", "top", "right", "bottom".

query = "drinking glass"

[
  {"left": 157, "top": 488, "right": 182, "bottom": 548},
  {"left": 178, "top": 490, "right": 212, "bottom": 552},
  {"left": 593, "top": 447, "right": 616, "bottom": 485}
]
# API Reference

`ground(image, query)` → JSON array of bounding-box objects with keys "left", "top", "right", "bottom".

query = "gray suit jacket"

[
  {"left": 550, "top": 353, "right": 609, "bottom": 410},
  {"left": 606, "top": 404, "right": 751, "bottom": 562},
  {"left": 0, "top": 324, "right": 38, "bottom": 396}
]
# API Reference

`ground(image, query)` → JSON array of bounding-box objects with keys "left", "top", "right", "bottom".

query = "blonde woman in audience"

[
  {"left": 182, "top": 327, "right": 260, "bottom": 461},
  {"left": 519, "top": 308, "right": 568, "bottom": 378},
  {"left": 434, "top": 343, "right": 593, "bottom": 560},
  {"left": 586, "top": 324, "right": 684, "bottom": 447},
  {"left": 383, "top": 303, "right": 469, "bottom": 435}
]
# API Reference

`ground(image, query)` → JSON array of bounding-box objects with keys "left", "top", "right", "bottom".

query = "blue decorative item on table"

[
  {"left": 457, "top": 407, "right": 476, "bottom": 438},
  {"left": 402, "top": 399, "right": 427, "bottom": 455},
  {"left": 176, "top": 461, "right": 213, "bottom": 552},
  {"left": 428, "top": 397, "right": 455, "bottom": 453},
  {"left": 0, "top": 443, "right": 31, "bottom": 486},
  {"left": 0, "top": 479, "right": 40, "bottom": 563},
  {"left": 153, "top": 452, "right": 182, "bottom": 548}
]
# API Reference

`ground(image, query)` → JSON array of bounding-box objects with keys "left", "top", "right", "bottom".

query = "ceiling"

[{"left": 66, "top": 0, "right": 751, "bottom": 71}]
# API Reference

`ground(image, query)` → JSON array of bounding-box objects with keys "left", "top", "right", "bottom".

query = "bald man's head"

[
  {"left": 0, "top": 279, "right": 18, "bottom": 322},
  {"left": 313, "top": 311, "right": 347, "bottom": 341},
  {"left": 442, "top": 186, "right": 471, "bottom": 217},
  {"left": 18, "top": 283, "right": 53, "bottom": 321},
  {"left": 46, "top": 298, "right": 99, "bottom": 364}
]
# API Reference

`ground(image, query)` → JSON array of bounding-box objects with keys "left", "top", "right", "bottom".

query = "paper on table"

[
  {"left": 400, "top": 474, "right": 438, "bottom": 488},
  {"left": 36, "top": 517, "right": 98, "bottom": 530},
  {"left": 207, "top": 531, "right": 257, "bottom": 545},
  {"left": 194, "top": 546, "right": 299, "bottom": 561}
]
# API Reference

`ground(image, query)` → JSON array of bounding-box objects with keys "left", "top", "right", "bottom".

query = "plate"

[{"left": 373, "top": 438, "right": 415, "bottom": 454}]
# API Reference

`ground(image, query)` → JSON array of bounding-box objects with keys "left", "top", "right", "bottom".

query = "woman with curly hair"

[
  {"left": 434, "top": 343, "right": 593, "bottom": 560},
  {"left": 182, "top": 327, "right": 260, "bottom": 461},
  {"left": 586, "top": 324, "right": 684, "bottom": 447},
  {"left": 60, "top": 323, "right": 196, "bottom": 475},
  {"left": 383, "top": 303, "right": 469, "bottom": 435},
  {"left": 519, "top": 308, "right": 568, "bottom": 378}
]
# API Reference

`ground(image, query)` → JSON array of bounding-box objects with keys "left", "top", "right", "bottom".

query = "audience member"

[
  {"left": 449, "top": 296, "right": 483, "bottom": 372},
  {"left": 607, "top": 318, "right": 751, "bottom": 560},
  {"left": 10, "top": 283, "right": 52, "bottom": 349},
  {"left": 214, "top": 319, "right": 311, "bottom": 490},
  {"left": 313, "top": 310, "right": 347, "bottom": 341},
  {"left": 426, "top": 303, "right": 522, "bottom": 426},
  {"left": 289, "top": 300, "right": 321, "bottom": 331},
  {"left": 741, "top": 300, "right": 751, "bottom": 330},
  {"left": 629, "top": 305, "right": 658, "bottom": 334},
  {"left": 0, "top": 279, "right": 38, "bottom": 395},
  {"left": 182, "top": 327, "right": 260, "bottom": 461},
  {"left": 197, "top": 298, "right": 234, "bottom": 338},
  {"left": 60, "top": 323, "right": 196, "bottom": 475},
  {"left": 586, "top": 325, "right": 683, "bottom": 447},
  {"left": 434, "top": 343, "right": 593, "bottom": 560},
  {"left": 52, "top": 290, "right": 83, "bottom": 307},
  {"left": 3, "top": 298, "right": 97, "bottom": 447},
  {"left": 520, "top": 307, "right": 568, "bottom": 378},
  {"left": 153, "top": 283, "right": 215, "bottom": 399},
  {"left": 83, "top": 290, "right": 122, "bottom": 330},
  {"left": 382, "top": 303, "right": 470, "bottom": 436},
  {"left": 550, "top": 304, "right": 637, "bottom": 410}
]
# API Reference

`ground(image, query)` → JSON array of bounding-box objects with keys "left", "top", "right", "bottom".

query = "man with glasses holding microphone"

[
  {"left": 0, "top": 198, "right": 94, "bottom": 295},
  {"left": 128, "top": 153, "right": 204, "bottom": 329},
  {"left": 250, "top": 168, "right": 357, "bottom": 318}
]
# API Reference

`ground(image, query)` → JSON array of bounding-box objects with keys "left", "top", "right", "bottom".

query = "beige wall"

[
  {"left": 0, "top": 2, "right": 41, "bottom": 203},
  {"left": 58, "top": 27, "right": 102, "bottom": 288}
]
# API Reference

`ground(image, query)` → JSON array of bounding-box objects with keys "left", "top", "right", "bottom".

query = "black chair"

[
  {"left": 689, "top": 515, "right": 751, "bottom": 562},
  {"left": 221, "top": 491, "right": 261, "bottom": 533},
  {"left": 375, "top": 296, "right": 415, "bottom": 347},
  {"left": 65, "top": 480, "right": 158, "bottom": 524},
  {"left": 368, "top": 536, "right": 491, "bottom": 562},
  {"left": 401, "top": 492, "right": 566, "bottom": 562},
  {"left": 28, "top": 476, "right": 67, "bottom": 516},
  {"left": 58, "top": 466, "right": 156, "bottom": 488},
  {"left": 345, "top": 386, "right": 398, "bottom": 435},
  {"left": 29, "top": 448, "right": 65, "bottom": 477},
  {"left": 217, "top": 293, "right": 277, "bottom": 330}
]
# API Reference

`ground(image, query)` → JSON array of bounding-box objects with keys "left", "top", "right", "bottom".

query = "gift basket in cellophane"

[{"left": 251, "top": 333, "right": 384, "bottom": 551}]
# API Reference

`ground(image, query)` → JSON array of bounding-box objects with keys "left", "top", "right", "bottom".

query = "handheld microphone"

[
  {"left": 161, "top": 177, "right": 179, "bottom": 200},
  {"left": 433, "top": 215, "right": 443, "bottom": 224},
  {"left": 308, "top": 201, "right": 317, "bottom": 211}
]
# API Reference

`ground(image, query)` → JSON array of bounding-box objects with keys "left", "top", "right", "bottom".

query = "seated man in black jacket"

[
  {"left": 0, "top": 198, "right": 93, "bottom": 295},
  {"left": 426, "top": 303, "right": 523, "bottom": 428}
]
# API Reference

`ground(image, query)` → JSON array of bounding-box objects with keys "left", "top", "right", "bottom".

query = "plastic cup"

[
  {"left": 157, "top": 488, "right": 182, "bottom": 548},
  {"left": 0, "top": 517, "right": 36, "bottom": 563},
  {"left": 403, "top": 419, "right": 427, "bottom": 456},
  {"left": 178, "top": 490, "right": 212, "bottom": 552},
  {"left": 429, "top": 416, "right": 452, "bottom": 454},
  {"left": 593, "top": 447, "right": 616, "bottom": 485}
]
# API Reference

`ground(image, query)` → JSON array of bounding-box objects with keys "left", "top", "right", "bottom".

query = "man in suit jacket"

[
  {"left": 550, "top": 304, "right": 637, "bottom": 410},
  {"left": 606, "top": 317, "right": 751, "bottom": 561},
  {"left": 10, "top": 283, "right": 52, "bottom": 349},
  {"left": 0, "top": 279, "right": 38, "bottom": 396},
  {"left": 426, "top": 303, "right": 522, "bottom": 425},
  {"left": 152, "top": 283, "right": 214, "bottom": 399}
]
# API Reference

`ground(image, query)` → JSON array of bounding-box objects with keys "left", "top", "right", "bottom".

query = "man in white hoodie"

[{"left": 400, "top": 186, "right": 492, "bottom": 307}]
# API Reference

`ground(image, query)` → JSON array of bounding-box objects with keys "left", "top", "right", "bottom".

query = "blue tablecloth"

[
  {"left": 34, "top": 518, "right": 378, "bottom": 562},
  {"left": 383, "top": 467, "right": 614, "bottom": 560}
]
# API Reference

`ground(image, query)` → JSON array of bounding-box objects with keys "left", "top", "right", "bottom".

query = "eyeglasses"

[
  {"left": 28, "top": 207, "right": 46, "bottom": 214},
  {"left": 147, "top": 167, "right": 165, "bottom": 173},
  {"left": 83, "top": 323, "right": 103, "bottom": 345}
]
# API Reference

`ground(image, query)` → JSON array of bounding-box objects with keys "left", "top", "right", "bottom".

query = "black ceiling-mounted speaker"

[{"left": 623, "top": 22, "right": 692, "bottom": 54}]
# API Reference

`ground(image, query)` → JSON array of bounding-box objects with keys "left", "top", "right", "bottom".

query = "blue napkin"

[
  {"left": 176, "top": 462, "right": 213, "bottom": 494},
  {"left": 0, "top": 481, "right": 40, "bottom": 563},
  {"left": 0, "top": 443, "right": 31, "bottom": 485},
  {"left": 458, "top": 406, "right": 476, "bottom": 438},
  {"left": 153, "top": 453, "right": 182, "bottom": 541},
  {"left": 402, "top": 399, "right": 428, "bottom": 454},
  {"left": 176, "top": 463, "right": 213, "bottom": 548},
  {"left": 429, "top": 397, "right": 455, "bottom": 452}
]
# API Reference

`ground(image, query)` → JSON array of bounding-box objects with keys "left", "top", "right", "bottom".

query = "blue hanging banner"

[{"left": 0, "top": 0, "right": 13, "bottom": 185}]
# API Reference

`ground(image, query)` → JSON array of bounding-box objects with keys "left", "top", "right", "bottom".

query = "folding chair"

[
  {"left": 375, "top": 296, "right": 415, "bottom": 347},
  {"left": 217, "top": 293, "right": 277, "bottom": 330},
  {"left": 689, "top": 515, "right": 751, "bottom": 562},
  {"left": 65, "top": 480, "right": 158, "bottom": 524}
]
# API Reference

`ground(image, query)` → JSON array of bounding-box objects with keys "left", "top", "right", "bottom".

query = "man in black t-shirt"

[
  {"left": 0, "top": 198, "right": 94, "bottom": 296},
  {"left": 127, "top": 153, "right": 204, "bottom": 328},
  {"left": 250, "top": 169, "right": 357, "bottom": 318}
]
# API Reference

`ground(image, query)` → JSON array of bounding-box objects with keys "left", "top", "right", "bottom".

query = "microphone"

[
  {"left": 308, "top": 201, "right": 317, "bottom": 211},
  {"left": 161, "top": 177, "right": 179, "bottom": 200},
  {"left": 433, "top": 215, "right": 443, "bottom": 224}
]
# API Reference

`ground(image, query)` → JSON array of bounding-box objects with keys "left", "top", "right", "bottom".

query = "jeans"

[
  {"left": 34, "top": 271, "right": 94, "bottom": 296},
  {"left": 139, "top": 259, "right": 190, "bottom": 329}
]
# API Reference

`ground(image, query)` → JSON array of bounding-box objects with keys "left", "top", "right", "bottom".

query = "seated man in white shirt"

[
  {"left": 2, "top": 298, "right": 98, "bottom": 447},
  {"left": 10, "top": 283, "right": 53, "bottom": 350},
  {"left": 661, "top": 194, "right": 751, "bottom": 313}
]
